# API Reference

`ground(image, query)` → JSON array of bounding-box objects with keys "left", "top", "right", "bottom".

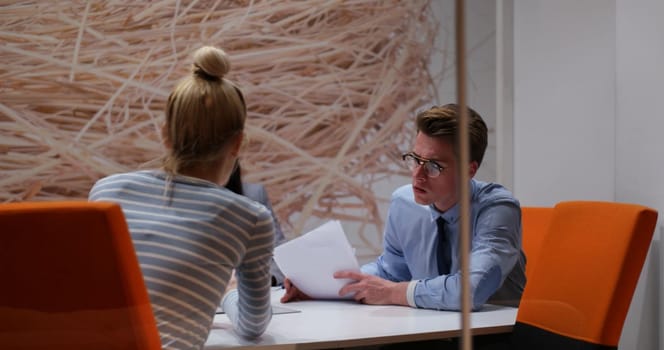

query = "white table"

[{"left": 204, "top": 289, "right": 517, "bottom": 349}]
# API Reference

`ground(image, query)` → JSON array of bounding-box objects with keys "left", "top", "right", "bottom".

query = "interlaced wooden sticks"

[{"left": 1, "top": 0, "right": 438, "bottom": 253}]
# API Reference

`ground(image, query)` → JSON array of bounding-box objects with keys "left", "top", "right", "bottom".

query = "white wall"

[
  {"left": 615, "top": 0, "right": 664, "bottom": 349},
  {"left": 513, "top": 0, "right": 616, "bottom": 206},
  {"left": 429, "top": 0, "right": 498, "bottom": 183},
  {"left": 511, "top": 1, "right": 663, "bottom": 349}
]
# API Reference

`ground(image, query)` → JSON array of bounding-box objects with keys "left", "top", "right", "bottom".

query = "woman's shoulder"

[{"left": 91, "top": 170, "right": 155, "bottom": 189}]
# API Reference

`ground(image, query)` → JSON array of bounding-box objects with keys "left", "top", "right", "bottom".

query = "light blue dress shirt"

[{"left": 361, "top": 179, "right": 526, "bottom": 311}]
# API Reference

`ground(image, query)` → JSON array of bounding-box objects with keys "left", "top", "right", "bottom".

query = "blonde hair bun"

[{"left": 192, "top": 46, "right": 230, "bottom": 80}]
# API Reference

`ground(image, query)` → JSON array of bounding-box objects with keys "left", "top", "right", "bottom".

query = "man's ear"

[{"left": 468, "top": 161, "right": 479, "bottom": 178}]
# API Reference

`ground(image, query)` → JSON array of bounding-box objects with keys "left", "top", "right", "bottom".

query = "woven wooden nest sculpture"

[{"left": 0, "top": 0, "right": 437, "bottom": 257}]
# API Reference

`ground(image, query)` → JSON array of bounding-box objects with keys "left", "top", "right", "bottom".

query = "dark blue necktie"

[{"left": 436, "top": 217, "right": 451, "bottom": 275}]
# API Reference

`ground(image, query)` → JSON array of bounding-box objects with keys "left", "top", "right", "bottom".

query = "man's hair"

[{"left": 415, "top": 103, "right": 488, "bottom": 166}]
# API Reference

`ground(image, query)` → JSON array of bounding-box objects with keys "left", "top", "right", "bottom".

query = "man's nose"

[{"left": 412, "top": 163, "right": 427, "bottom": 179}]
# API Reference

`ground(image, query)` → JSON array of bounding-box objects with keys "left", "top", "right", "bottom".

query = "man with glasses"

[{"left": 282, "top": 104, "right": 525, "bottom": 313}]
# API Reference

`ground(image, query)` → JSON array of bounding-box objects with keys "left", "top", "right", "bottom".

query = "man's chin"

[{"left": 412, "top": 192, "right": 433, "bottom": 206}]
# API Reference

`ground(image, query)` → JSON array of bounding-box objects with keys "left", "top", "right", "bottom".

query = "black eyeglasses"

[{"left": 402, "top": 152, "right": 445, "bottom": 178}]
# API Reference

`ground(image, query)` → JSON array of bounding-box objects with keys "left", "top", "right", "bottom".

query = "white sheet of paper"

[{"left": 274, "top": 220, "right": 360, "bottom": 299}]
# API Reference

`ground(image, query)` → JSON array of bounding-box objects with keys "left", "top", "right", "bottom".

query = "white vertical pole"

[{"left": 455, "top": 1, "right": 472, "bottom": 350}]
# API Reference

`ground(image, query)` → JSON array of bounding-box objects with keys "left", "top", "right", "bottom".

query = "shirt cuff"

[
  {"left": 222, "top": 289, "right": 239, "bottom": 316},
  {"left": 406, "top": 280, "right": 418, "bottom": 308}
]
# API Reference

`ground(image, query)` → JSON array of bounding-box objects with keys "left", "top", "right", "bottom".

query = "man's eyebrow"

[{"left": 412, "top": 152, "right": 447, "bottom": 163}]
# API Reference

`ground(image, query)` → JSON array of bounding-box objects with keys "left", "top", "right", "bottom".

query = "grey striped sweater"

[{"left": 89, "top": 170, "right": 273, "bottom": 349}]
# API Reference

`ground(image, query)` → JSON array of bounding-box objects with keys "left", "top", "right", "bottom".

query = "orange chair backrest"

[
  {"left": 516, "top": 201, "right": 657, "bottom": 347},
  {"left": 0, "top": 201, "right": 161, "bottom": 350},
  {"left": 520, "top": 207, "right": 554, "bottom": 279}
]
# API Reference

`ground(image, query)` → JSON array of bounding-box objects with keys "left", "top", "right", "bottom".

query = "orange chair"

[
  {"left": 512, "top": 201, "right": 658, "bottom": 350},
  {"left": 0, "top": 201, "right": 161, "bottom": 350},
  {"left": 520, "top": 206, "right": 554, "bottom": 279}
]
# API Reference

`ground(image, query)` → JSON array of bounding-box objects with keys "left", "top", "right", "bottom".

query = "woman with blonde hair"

[{"left": 89, "top": 46, "right": 273, "bottom": 349}]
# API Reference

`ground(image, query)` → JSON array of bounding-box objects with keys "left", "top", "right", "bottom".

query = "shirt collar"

[
  {"left": 428, "top": 179, "right": 478, "bottom": 224},
  {"left": 429, "top": 202, "right": 460, "bottom": 224}
]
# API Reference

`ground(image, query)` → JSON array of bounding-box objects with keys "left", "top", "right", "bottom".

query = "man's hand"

[
  {"left": 335, "top": 270, "right": 409, "bottom": 306},
  {"left": 280, "top": 278, "right": 312, "bottom": 303}
]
